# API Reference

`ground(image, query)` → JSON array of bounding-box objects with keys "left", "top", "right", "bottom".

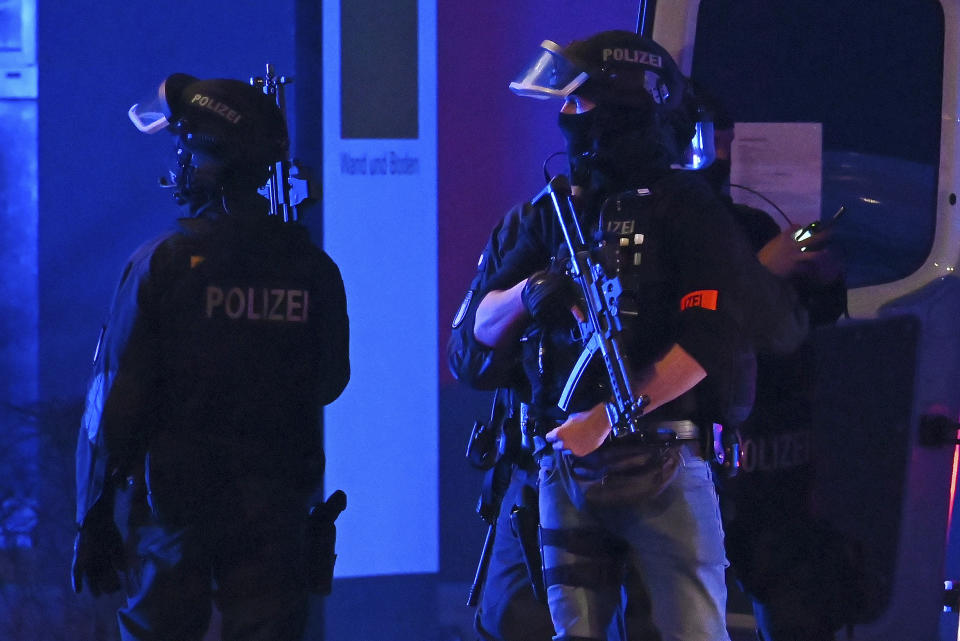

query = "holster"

[
  {"left": 509, "top": 484, "right": 546, "bottom": 604},
  {"left": 305, "top": 490, "right": 346, "bottom": 595}
]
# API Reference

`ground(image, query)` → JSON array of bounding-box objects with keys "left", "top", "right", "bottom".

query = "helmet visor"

[
  {"left": 508, "top": 40, "right": 589, "bottom": 100},
  {"left": 128, "top": 74, "right": 198, "bottom": 134},
  {"left": 128, "top": 91, "right": 171, "bottom": 134}
]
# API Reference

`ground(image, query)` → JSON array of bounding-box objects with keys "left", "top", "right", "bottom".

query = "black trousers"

[{"left": 114, "top": 470, "right": 312, "bottom": 641}]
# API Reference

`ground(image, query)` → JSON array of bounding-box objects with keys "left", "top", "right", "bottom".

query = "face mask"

[
  {"left": 558, "top": 109, "right": 598, "bottom": 188},
  {"left": 559, "top": 104, "right": 670, "bottom": 196}
]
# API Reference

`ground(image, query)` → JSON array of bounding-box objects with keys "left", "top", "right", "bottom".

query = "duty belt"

[
  {"left": 653, "top": 419, "right": 700, "bottom": 441},
  {"left": 520, "top": 403, "right": 702, "bottom": 446}
]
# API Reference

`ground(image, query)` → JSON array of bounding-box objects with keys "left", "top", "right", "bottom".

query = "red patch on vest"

[{"left": 680, "top": 290, "right": 718, "bottom": 311}]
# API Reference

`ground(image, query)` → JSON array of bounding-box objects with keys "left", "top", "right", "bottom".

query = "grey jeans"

[{"left": 538, "top": 443, "right": 730, "bottom": 641}]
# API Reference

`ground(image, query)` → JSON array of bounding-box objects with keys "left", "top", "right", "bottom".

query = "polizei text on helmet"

[
  {"left": 190, "top": 94, "right": 243, "bottom": 124},
  {"left": 602, "top": 49, "right": 662, "bottom": 68}
]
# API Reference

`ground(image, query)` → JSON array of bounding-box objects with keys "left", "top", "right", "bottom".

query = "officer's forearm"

[
  {"left": 633, "top": 344, "right": 707, "bottom": 414},
  {"left": 547, "top": 345, "right": 708, "bottom": 457},
  {"left": 474, "top": 280, "right": 529, "bottom": 349}
]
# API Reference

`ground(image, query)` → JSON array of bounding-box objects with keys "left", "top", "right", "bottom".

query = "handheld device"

[{"left": 794, "top": 205, "right": 847, "bottom": 243}]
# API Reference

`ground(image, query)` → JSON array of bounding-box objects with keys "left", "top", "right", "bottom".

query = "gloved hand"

[
  {"left": 521, "top": 268, "right": 578, "bottom": 325},
  {"left": 71, "top": 508, "right": 124, "bottom": 596}
]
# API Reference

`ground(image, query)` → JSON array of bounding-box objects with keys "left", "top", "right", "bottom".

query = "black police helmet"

[
  {"left": 562, "top": 30, "right": 685, "bottom": 109},
  {"left": 563, "top": 31, "right": 696, "bottom": 153},
  {"left": 162, "top": 74, "right": 289, "bottom": 171}
]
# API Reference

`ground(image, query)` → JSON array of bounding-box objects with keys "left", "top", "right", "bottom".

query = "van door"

[{"left": 655, "top": 2, "right": 958, "bottom": 639}]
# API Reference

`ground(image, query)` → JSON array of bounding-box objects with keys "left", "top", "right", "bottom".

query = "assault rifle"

[
  {"left": 531, "top": 174, "right": 649, "bottom": 438},
  {"left": 250, "top": 64, "right": 312, "bottom": 223}
]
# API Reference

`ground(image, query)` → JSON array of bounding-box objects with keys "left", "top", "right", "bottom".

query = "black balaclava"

[
  {"left": 558, "top": 101, "right": 673, "bottom": 199},
  {"left": 169, "top": 135, "right": 274, "bottom": 214}
]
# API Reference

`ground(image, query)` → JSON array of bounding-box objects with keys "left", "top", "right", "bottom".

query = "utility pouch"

[
  {"left": 711, "top": 423, "right": 742, "bottom": 478},
  {"left": 306, "top": 490, "right": 347, "bottom": 595},
  {"left": 465, "top": 419, "right": 499, "bottom": 470},
  {"left": 466, "top": 388, "right": 521, "bottom": 471}
]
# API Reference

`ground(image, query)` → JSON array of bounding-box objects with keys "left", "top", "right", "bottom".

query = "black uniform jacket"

[
  {"left": 448, "top": 201, "right": 532, "bottom": 392},
  {"left": 76, "top": 207, "right": 350, "bottom": 529},
  {"left": 458, "top": 171, "right": 807, "bottom": 426}
]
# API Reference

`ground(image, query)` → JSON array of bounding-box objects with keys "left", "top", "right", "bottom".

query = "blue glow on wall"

[
  {"left": 0, "top": 0, "right": 38, "bottom": 553},
  {"left": 0, "top": 98, "right": 39, "bottom": 551},
  {"left": 322, "top": 0, "right": 439, "bottom": 576}
]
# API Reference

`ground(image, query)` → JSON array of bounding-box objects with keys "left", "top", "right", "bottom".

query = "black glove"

[
  {"left": 521, "top": 269, "right": 577, "bottom": 325},
  {"left": 71, "top": 509, "right": 124, "bottom": 596}
]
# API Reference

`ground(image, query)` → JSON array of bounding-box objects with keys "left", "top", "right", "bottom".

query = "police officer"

[
  {"left": 71, "top": 74, "right": 350, "bottom": 641},
  {"left": 698, "top": 95, "right": 855, "bottom": 641},
  {"left": 469, "top": 31, "right": 808, "bottom": 641},
  {"left": 453, "top": 194, "right": 652, "bottom": 641}
]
